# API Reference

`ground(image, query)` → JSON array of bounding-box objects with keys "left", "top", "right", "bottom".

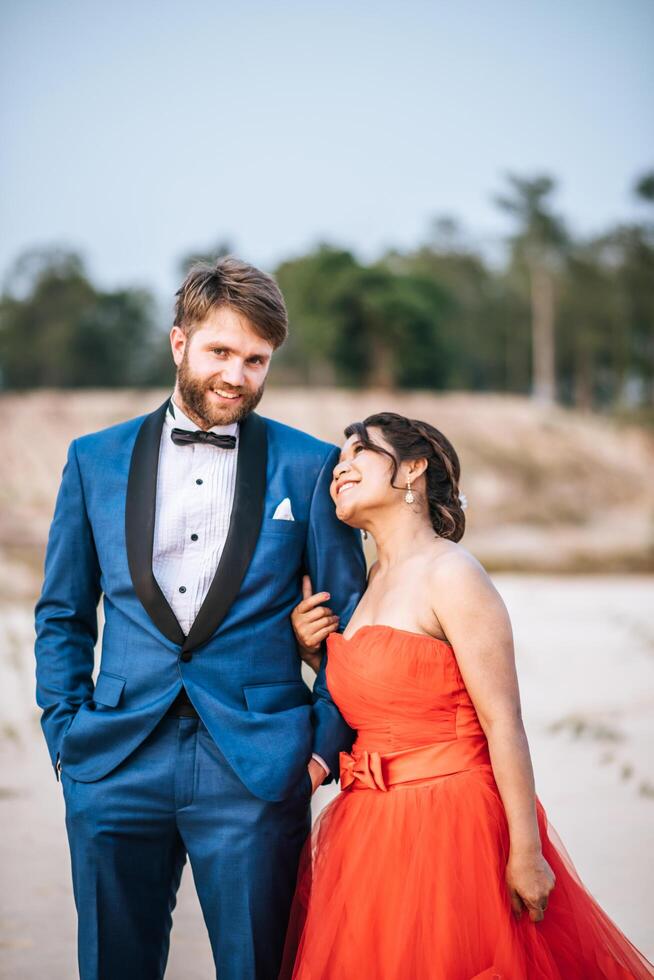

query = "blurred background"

[{"left": 1, "top": 1, "right": 653, "bottom": 976}]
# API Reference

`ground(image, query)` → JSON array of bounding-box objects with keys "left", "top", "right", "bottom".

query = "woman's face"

[{"left": 330, "top": 428, "right": 402, "bottom": 527}]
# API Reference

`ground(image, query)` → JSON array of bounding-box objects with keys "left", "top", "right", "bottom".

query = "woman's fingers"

[
  {"left": 301, "top": 574, "right": 313, "bottom": 600},
  {"left": 293, "top": 610, "right": 337, "bottom": 632},
  {"left": 297, "top": 617, "right": 339, "bottom": 646},
  {"left": 509, "top": 889, "right": 525, "bottom": 919},
  {"left": 302, "top": 606, "right": 335, "bottom": 624},
  {"left": 527, "top": 901, "right": 546, "bottom": 923},
  {"left": 311, "top": 622, "right": 340, "bottom": 643},
  {"left": 295, "top": 591, "right": 331, "bottom": 615},
  {"left": 300, "top": 617, "right": 340, "bottom": 642},
  {"left": 292, "top": 578, "right": 339, "bottom": 650},
  {"left": 506, "top": 855, "right": 555, "bottom": 924},
  {"left": 526, "top": 890, "right": 549, "bottom": 922}
]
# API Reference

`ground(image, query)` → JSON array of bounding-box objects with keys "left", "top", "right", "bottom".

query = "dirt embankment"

[{"left": 1, "top": 389, "right": 653, "bottom": 597}]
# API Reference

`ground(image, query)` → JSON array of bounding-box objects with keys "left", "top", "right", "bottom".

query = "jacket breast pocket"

[
  {"left": 243, "top": 680, "right": 312, "bottom": 714},
  {"left": 260, "top": 518, "right": 307, "bottom": 538},
  {"left": 92, "top": 671, "right": 126, "bottom": 708}
]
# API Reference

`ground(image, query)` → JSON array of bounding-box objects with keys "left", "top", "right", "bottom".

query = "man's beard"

[{"left": 176, "top": 354, "right": 265, "bottom": 428}]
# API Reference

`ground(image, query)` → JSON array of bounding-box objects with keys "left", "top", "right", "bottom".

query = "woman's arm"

[
  {"left": 431, "top": 549, "right": 555, "bottom": 921},
  {"left": 292, "top": 575, "right": 340, "bottom": 673},
  {"left": 292, "top": 574, "right": 355, "bottom": 788}
]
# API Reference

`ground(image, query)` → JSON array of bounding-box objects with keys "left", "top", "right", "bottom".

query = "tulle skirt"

[{"left": 281, "top": 767, "right": 653, "bottom": 979}]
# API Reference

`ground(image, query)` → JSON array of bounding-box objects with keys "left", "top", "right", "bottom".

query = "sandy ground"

[{"left": 1, "top": 575, "right": 653, "bottom": 978}]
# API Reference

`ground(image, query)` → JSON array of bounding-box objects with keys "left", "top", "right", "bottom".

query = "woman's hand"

[
  {"left": 506, "top": 849, "right": 556, "bottom": 922},
  {"left": 292, "top": 575, "right": 340, "bottom": 673}
]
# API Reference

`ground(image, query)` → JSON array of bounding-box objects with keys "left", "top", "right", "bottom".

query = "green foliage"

[
  {"left": 0, "top": 248, "right": 159, "bottom": 388},
  {"left": 635, "top": 171, "right": 654, "bottom": 203},
  {"left": 495, "top": 173, "right": 569, "bottom": 266},
  {"left": 1, "top": 167, "right": 652, "bottom": 410},
  {"left": 557, "top": 243, "right": 617, "bottom": 408},
  {"left": 385, "top": 242, "right": 530, "bottom": 393},
  {"left": 275, "top": 246, "right": 449, "bottom": 388}
]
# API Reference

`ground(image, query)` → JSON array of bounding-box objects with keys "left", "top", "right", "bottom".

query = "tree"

[
  {"left": 275, "top": 245, "right": 449, "bottom": 389},
  {"left": 495, "top": 175, "right": 568, "bottom": 404},
  {"left": 0, "top": 248, "right": 158, "bottom": 389},
  {"left": 274, "top": 246, "right": 358, "bottom": 384},
  {"left": 583, "top": 171, "right": 654, "bottom": 410},
  {"left": 0, "top": 249, "right": 96, "bottom": 387},
  {"left": 635, "top": 170, "right": 654, "bottom": 203},
  {"left": 73, "top": 289, "right": 159, "bottom": 386},
  {"left": 558, "top": 242, "right": 615, "bottom": 410},
  {"left": 353, "top": 264, "right": 449, "bottom": 389},
  {"left": 386, "top": 218, "right": 530, "bottom": 395},
  {"left": 629, "top": 171, "right": 654, "bottom": 405}
]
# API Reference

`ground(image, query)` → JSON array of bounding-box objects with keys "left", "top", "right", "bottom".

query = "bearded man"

[{"left": 34, "top": 257, "right": 366, "bottom": 980}]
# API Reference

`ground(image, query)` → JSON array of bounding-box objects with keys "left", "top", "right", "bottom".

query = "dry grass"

[{"left": 2, "top": 388, "right": 653, "bottom": 596}]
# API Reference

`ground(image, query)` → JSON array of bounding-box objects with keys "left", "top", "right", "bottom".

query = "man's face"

[{"left": 170, "top": 306, "right": 274, "bottom": 428}]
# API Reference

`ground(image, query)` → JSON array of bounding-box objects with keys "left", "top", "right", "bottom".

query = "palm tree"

[{"left": 495, "top": 175, "right": 568, "bottom": 404}]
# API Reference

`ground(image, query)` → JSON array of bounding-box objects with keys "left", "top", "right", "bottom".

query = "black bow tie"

[{"left": 170, "top": 428, "right": 236, "bottom": 449}]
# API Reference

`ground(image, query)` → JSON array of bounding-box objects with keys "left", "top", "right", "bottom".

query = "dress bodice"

[{"left": 326, "top": 625, "right": 486, "bottom": 755}]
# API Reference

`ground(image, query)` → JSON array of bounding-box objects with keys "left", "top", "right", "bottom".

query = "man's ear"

[{"left": 170, "top": 325, "right": 187, "bottom": 368}]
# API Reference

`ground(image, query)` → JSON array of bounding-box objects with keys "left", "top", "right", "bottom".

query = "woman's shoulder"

[
  {"left": 425, "top": 540, "right": 509, "bottom": 636},
  {"left": 426, "top": 539, "right": 493, "bottom": 593}
]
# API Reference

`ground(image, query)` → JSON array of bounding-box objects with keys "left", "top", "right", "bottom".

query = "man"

[{"left": 35, "top": 257, "right": 366, "bottom": 979}]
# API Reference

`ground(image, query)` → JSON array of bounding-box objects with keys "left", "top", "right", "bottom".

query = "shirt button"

[
  {"left": 179, "top": 585, "right": 186, "bottom": 594},
  {"left": 196, "top": 478, "right": 203, "bottom": 485},
  {"left": 190, "top": 533, "right": 198, "bottom": 541},
  {"left": 180, "top": 651, "right": 192, "bottom": 663}
]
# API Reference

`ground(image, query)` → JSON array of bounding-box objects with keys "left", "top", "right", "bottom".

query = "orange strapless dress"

[{"left": 281, "top": 626, "right": 653, "bottom": 979}]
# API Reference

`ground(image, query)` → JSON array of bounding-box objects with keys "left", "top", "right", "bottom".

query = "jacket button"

[{"left": 180, "top": 651, "right": 192, "bottom": 663}]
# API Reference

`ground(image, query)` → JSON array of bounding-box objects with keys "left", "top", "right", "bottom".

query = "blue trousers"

[{"left": 62, "top": 716, "right": 312, "bottom": 980}]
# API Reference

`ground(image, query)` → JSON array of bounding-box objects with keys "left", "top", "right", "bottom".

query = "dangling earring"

[{"left": 404, "top": 479, "right": 414, "bottom": 504}]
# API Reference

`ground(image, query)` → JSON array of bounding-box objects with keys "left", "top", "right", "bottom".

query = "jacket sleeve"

[
  {"left": 34, "top": 439, "right": 101, "bottom": 778},
  {"left": 304, "top": 446, "right": 367, "bottom": 781}
]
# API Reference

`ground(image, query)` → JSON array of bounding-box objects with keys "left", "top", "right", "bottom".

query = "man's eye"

[
  {"left": 212, "top": 349, "right": 227, "bottom": 356},
  {"left": 353, "top": 444, "right": 365, "bottom": 454},
  {"left": 248, "top": 357, "right": 263, "bottom": 365}
]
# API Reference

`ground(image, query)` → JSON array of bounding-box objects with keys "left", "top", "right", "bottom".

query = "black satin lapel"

[
  {"left": 125, "top": 399, "right": 186, "bottom": 646},
  {"left": 183, "top": 412, "right": 268, "bottom": 653}
]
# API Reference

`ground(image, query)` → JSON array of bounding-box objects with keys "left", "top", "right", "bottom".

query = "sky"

[{"left": 1, "top": 0, "right": 653, "bottom": 304}]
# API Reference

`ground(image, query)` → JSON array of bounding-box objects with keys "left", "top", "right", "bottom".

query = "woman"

[{"left": 281, "top": 412, "right": 653, "bottom": 979}]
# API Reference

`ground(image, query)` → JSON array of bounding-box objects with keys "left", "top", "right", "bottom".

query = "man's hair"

[{"left": 174, "top": 256, "right": 288, "bottom": 349}]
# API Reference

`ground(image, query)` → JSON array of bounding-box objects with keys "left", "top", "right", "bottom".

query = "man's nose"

[{"left": 220, "top": 360, "right": 246, "bottom": 388}]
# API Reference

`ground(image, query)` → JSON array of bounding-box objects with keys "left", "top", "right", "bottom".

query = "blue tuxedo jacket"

[{"left": 35, "top": 400, "right": 367, "bottom": 801}]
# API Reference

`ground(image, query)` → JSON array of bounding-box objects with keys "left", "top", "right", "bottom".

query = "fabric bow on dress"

[{"left": 339, "top": 750, "right": 388, "bottom": 792}]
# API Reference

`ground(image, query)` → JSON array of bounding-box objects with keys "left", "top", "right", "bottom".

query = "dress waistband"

[{"left": 339, "top": 736, "right": 491, "bottom": 792}]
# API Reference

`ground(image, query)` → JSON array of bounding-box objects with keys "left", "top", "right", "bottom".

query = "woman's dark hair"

[{"left": 344, "top": 412, "right": 465, "bottom": 542}]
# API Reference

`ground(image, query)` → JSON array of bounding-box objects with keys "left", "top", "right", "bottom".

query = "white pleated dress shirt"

[
  {"left": 152, "top": 397, "right": 239, "bottom": 636},
  {"left": 152, "top": 395, "right": 329, "bottom": 775}
]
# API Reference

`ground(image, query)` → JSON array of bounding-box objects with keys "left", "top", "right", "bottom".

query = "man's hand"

[
  {"left": 292, "top": 575, "right": 340, "bottom": 673},
  {"left": 308, "top": 757, "right": 328, "bottom": 794}
]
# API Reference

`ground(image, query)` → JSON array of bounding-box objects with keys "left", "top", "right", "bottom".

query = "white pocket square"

[{"left": 272, "top": 497, "right": 295, "bottom": 521}]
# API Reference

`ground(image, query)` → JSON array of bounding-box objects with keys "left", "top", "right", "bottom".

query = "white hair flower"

[{"left": 458, "top": 492, "right": 468, "bottom": 511}]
